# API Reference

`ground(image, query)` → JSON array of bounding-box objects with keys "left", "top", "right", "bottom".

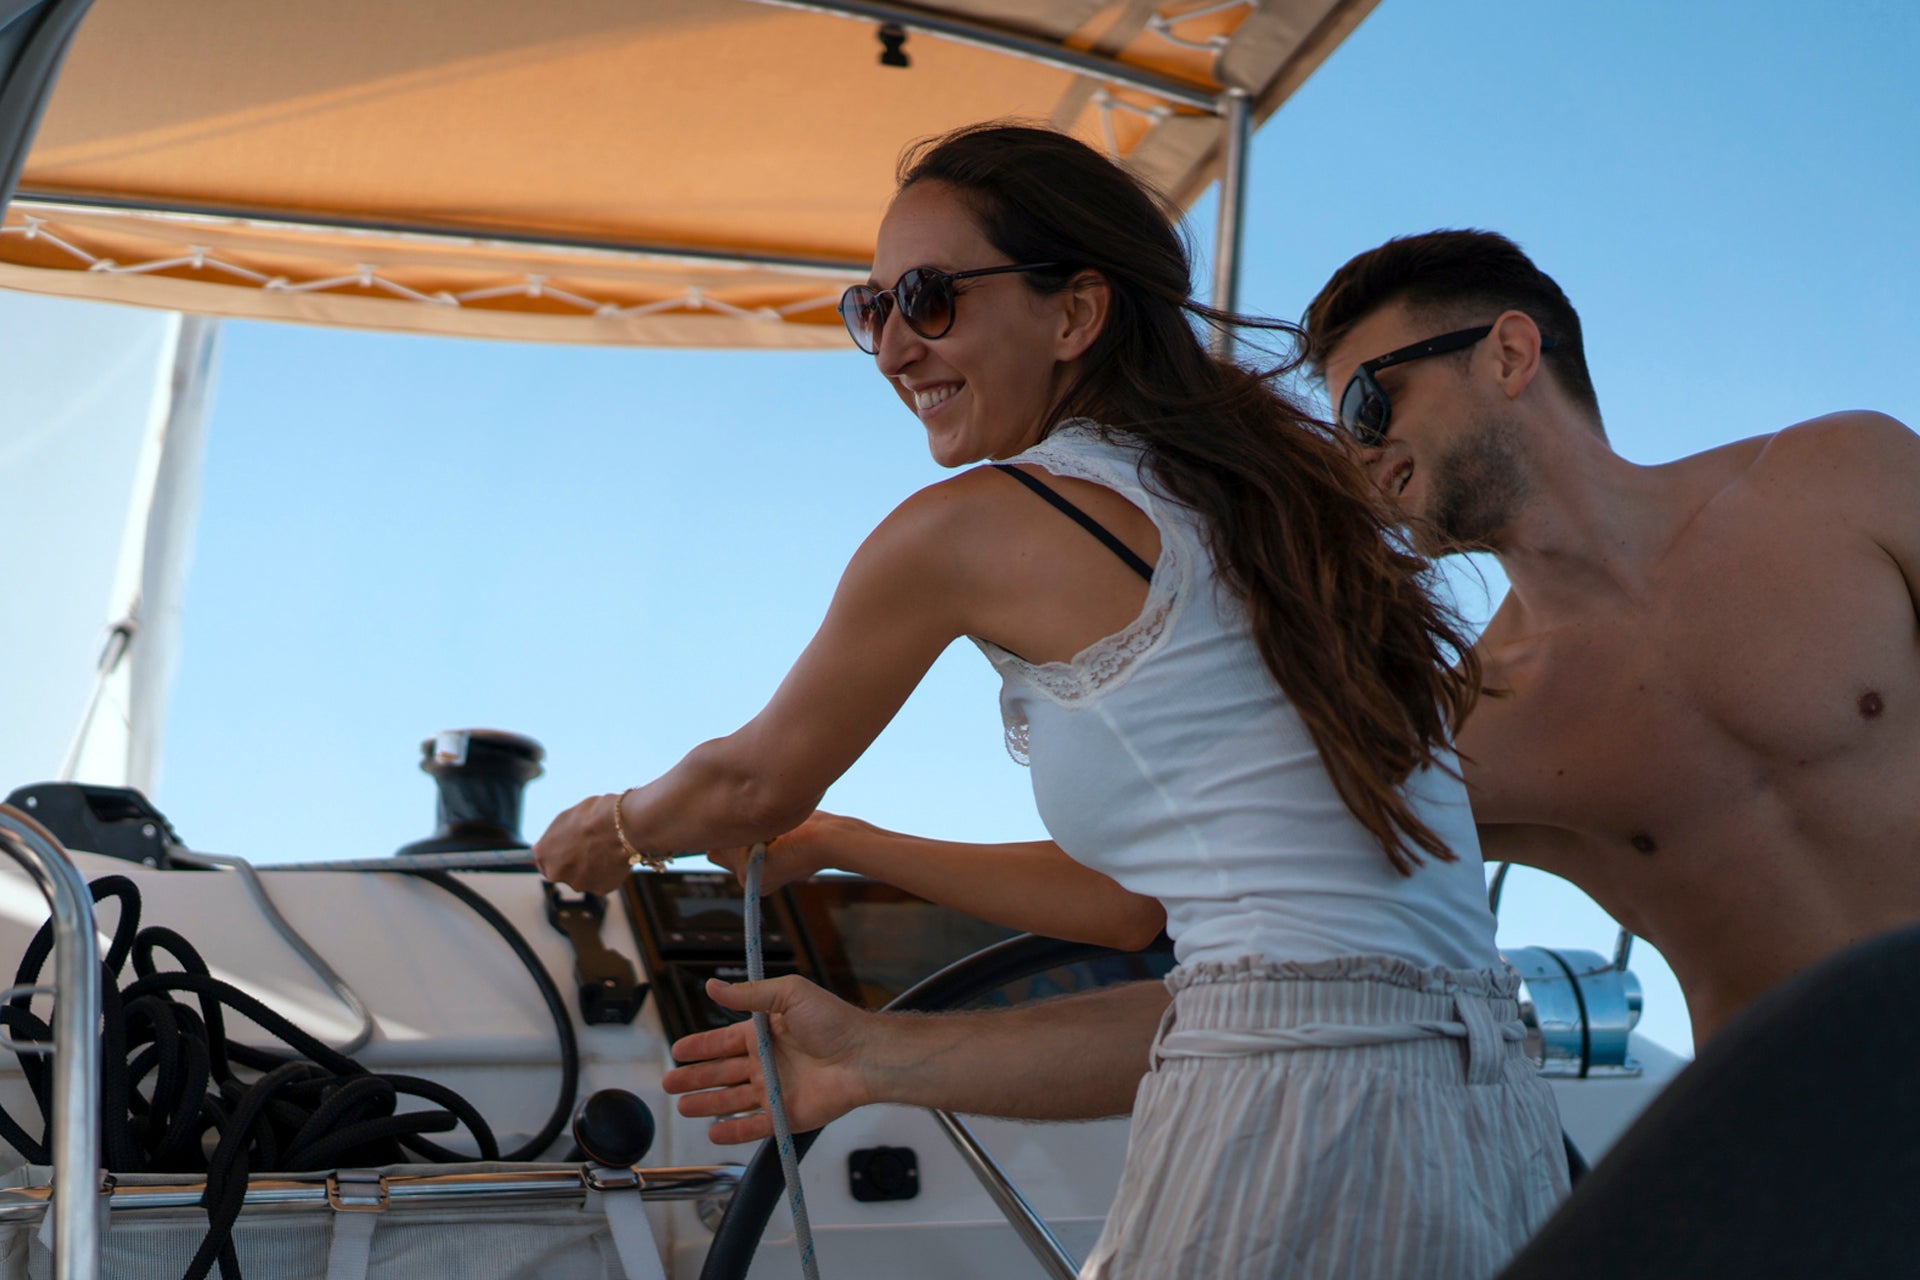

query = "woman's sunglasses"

[{"left": 839, "top": 262, "right": 1061, "bottom": 355}]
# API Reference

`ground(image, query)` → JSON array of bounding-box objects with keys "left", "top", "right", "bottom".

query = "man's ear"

[
  {"left": 1487, "top": 309, "right": 1547, "bottom": 402},
  {"left": 1055, "top": 270, "right": 1111, "bottom": 362}
]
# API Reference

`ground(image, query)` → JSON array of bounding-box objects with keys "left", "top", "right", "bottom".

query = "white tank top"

[{"left": 972, "top": 422, "right": 1501, "bottom": 971}]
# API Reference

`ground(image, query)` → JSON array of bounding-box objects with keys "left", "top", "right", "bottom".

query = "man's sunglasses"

[
  {"left": 839, "top": 262, "right": 1061, "bottom": 355},
  {"left": 1337, "top": 324, "right": 1556, "bottom": 446}
]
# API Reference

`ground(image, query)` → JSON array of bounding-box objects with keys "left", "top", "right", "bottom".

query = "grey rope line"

[{"left": 745, "top": 843, "right": 819, "bottom": 1280}]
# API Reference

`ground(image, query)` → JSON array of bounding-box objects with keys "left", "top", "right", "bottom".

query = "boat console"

[{"left": 0, "top": 738, "right": 1684, "bottom": 1280}]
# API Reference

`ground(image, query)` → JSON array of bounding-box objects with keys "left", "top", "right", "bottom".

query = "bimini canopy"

[{"left": 0, "top": 0, "right": 1376, "bottom": 348}]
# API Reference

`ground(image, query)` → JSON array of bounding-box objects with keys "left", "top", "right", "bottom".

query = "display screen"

[
  {"left": 632, "top": 872, "right": 790, "bottom": 954},
  {"left": 815, "top": 896, "right": 1016, "bottom": 1008},
  {"left": 655, "top": 881, "right": 748, "bottom": 934}
]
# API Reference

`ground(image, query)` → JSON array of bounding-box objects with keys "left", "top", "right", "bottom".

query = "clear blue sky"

[{"left": 153, "top": 0, "right": 1919, "bottom": 1058}]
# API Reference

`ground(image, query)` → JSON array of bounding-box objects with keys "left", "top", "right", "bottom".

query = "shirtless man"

[{"left": 662, "top": 229, "right": 1920, "bottom": 1139}]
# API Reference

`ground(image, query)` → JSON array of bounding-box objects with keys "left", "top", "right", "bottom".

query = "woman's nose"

[{"left": 874, "top": 307, "right": 923, "bottom": 375}]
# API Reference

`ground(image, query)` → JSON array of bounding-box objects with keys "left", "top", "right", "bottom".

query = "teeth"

[{"left": 914, "top": 384, "right": 958, "bottom": 412}]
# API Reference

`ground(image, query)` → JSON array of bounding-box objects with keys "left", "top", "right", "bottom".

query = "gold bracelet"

[{"left": 612, "top": 787, "right": 669, "bottom": 873}]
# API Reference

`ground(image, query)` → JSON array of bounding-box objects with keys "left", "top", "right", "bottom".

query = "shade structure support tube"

[
  {"left": 0, "top": 808, "right": 103, "bottom": 1280},
  {"left": 1209, "top": 85, "right": 1252, "bottom": 358},
  {"left": 0, "top": 0, "right": 96, "bottom": 221}
]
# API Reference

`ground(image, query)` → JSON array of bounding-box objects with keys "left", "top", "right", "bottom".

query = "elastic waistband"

[
  {"left": 1152, "top": 955, "right": 1526, "bottom": 1085},
  {"left": 1165, "top": 953, "right": 1520, "bottom": 1001}
]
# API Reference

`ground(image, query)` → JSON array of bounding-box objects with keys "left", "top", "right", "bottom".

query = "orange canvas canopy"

[{"left": 0, "top": 0, "right": 1376, "bottom": 347}]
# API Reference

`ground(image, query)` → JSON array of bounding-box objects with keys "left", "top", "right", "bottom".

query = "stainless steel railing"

[
  {"left": 0, "top": 1163, "right": 745, "bottom": 1223},
  {"left": 931, "top": 1112, "right": 1079, "bottom": 1280},
  {"left": 0, "top": 805, "right": 103, "bottom": 1280}
]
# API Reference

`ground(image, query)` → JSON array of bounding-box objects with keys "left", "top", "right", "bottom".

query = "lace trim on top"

[{"left": 971, "top": 421, "right": 1193, "bottom": 763}]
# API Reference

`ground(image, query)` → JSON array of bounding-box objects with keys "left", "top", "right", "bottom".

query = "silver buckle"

[
  {"left": 326, "top": 1169, "right": 390, "bottom": 1212},
  {"left": 581, "top": 1165, "right": 643, "bottom": 1193}
]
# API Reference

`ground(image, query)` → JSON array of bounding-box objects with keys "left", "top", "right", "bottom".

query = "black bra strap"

[{"left": 990, "top": 464, "right": 1154, "bottom": 583}]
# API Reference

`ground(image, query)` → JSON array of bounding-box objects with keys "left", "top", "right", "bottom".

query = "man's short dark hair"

[{"left": 1305, "top": 229, "right": 1603, "bottom": 426}]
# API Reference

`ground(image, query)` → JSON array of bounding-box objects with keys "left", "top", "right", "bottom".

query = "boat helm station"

[{"left": 0, "top": 729, "right": 1678, "bottom": 1280}]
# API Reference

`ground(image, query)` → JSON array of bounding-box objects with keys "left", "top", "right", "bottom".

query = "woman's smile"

[{"left": 909, "top": 381, "right": 962, "bottom": 418}]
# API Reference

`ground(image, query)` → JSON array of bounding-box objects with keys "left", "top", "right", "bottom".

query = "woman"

[{"left": 535, "top": 123, "right": 1566, "bottom": 1278}]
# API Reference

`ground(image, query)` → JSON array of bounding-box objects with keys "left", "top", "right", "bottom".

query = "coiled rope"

[{"left": 0, "top": 873, "right": 579, "bottom": 1280}]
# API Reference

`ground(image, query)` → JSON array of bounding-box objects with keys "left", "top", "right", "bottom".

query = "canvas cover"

[{"left": 0, "top": 0, "right": 1377, "bottom": 347}]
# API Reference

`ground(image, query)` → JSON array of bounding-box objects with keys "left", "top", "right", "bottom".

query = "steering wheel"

[{"left": 697, "top": 932, "right": 1175, "bottom": 1280}]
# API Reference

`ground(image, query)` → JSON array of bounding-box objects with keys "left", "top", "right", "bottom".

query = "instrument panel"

[{"left": 622, "top": 872, "right": 1171, "bottom": 1046}]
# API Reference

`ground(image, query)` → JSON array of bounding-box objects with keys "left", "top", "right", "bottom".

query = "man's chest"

[{"left": 1461, "top": 531, "right": 1915, "bottom": 838}]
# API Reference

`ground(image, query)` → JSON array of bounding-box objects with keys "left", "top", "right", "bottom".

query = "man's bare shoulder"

[
  {"left": 1637, "top": 413, "right": 1915, "bottom": 542},
  {"left": 1741, "top": 411, "right": 1918, "bottom": 494}
]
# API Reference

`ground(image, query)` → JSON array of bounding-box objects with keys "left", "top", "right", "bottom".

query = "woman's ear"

[{"left": 1055, "top": 270, "right": 1111, "bottom": 362}]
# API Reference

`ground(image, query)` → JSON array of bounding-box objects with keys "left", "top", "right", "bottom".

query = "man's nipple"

[{"left": 1859, "top": 691, "right": 1885, "bottom": 719}]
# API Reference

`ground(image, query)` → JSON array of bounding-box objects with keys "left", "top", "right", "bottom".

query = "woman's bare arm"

[
  {"left": 532, "top": 468, "right": 1159, "bottom": 965},
  {"left": 533, "top": 479, "right": 990, "bottom": 893},
  {"left": 711, "top": 812, "right": 1165, "bottom": 951}
]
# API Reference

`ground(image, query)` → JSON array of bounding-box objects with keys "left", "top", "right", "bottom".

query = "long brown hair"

[{"left": 899, "top": 124, "right": 1480, "bottom": 875}]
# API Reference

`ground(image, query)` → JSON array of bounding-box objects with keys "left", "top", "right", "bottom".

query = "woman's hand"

[
  {"left": 533, "top": 793, "right": 633, "bottom": 895},
  {"left": 709, "top": 810, "right": 864, "bottom": 893}
]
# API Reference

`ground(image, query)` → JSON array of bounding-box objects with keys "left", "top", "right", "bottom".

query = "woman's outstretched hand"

[
  {"left": 662, "top": 974, "right": 876, "bottom": 1144},
  {"left": 532, "top": 793, "right": 632, "bottom": 895},
  {"left": 710, "top": 810, "right": 864, "bottom": 894}
]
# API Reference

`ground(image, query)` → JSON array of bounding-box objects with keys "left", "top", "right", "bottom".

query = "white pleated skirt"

[{"left": 1080, "top": 955, "right": 1569, "bottom": 1280}]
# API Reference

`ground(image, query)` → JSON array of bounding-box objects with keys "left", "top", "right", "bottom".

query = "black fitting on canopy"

[{"left": 877, "top": 22, "right": 909, "bottom": 69}]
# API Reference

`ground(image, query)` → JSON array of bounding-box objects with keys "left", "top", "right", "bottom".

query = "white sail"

[{"left": 0, "top": 292, "right": 217, "bottom": 796}]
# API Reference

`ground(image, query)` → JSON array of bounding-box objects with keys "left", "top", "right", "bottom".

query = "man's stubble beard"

[{"left": 1419, "top": 410, "right": 1532, "bottom": 556}]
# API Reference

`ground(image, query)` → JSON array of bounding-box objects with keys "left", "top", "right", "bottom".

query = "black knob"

[{"left": 572, "top": 1089, "right": 655, "bottom": 1167}]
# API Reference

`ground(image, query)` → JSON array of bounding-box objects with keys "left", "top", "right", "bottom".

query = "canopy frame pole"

[
  {"left": 1208, "top": 85, "right": 1252, "bottom": 358},
  {"left": 0, "top": 0, "right": 96, "bottom": 221},
  {"left": 743, "top": 0, "right": 1220, "bottom": 111}
]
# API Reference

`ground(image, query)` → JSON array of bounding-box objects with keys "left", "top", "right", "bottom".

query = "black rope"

[
  {"left": 409, "top": 870, "right": 580, "bottom": 1161},
  {"left": 0, "top": 871, "right": 582, "bottom": 1280}
]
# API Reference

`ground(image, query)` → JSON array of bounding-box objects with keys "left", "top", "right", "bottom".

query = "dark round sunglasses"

[
  {"left": 839, "top": 262, "right": 1061, "bottom": 355},
  {"left": 1337, "top": 324, "right": 1557, "bottom": 446}
]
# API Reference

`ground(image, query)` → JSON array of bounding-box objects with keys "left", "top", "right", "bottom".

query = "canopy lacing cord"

[
  {"left": 743, "top": 844, "right": 818, "bottom": 1280},
  {"left": 0, "top": 872, "right": 580, "bottom": 1280}
]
